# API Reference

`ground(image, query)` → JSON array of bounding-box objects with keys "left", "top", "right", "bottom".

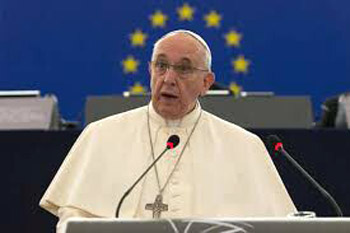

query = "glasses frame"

[{"left": 150, "top": 61, "right": 209, "bottom": 78}]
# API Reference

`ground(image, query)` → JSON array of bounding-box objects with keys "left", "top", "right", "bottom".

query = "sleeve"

[
  {"left": 39, "top": 123, "right": 95, "bottom": 216},
  {"left": 251, "top": 134, "right": 297, "bottom": 216}
]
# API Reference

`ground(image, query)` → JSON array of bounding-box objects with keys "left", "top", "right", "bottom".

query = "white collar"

[{"left": 148, "top": 101, "right": 202, "bottom": 128}]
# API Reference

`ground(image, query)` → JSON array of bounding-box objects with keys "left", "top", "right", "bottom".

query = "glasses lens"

[
  {"left": 152, "top": 61, "right": 198, "bottom": 77},
  {"left": 175, "top": 64, "right": 193, "bottom": 75},
  {"left": 154, "top": 61, "right": 168, "bottom": 74}
]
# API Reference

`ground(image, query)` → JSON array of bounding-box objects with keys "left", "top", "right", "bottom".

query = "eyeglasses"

[{"left": 150, "top": 61, "right": 209, "bottom": 77}]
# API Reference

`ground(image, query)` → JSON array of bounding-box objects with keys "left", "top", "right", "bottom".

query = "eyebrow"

[{"left": 154, "top": 54, "right": 167, "bottom": 60}]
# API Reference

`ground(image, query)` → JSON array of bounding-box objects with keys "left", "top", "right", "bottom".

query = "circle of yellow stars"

[{"left": 121, "top": 3, "right": 251, "bottom": 93}]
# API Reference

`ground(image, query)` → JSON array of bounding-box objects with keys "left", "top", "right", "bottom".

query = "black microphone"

[
  {"left": 115, "top": 135, "right": 180, "bottom": 218},
  {"left": 267, "top": 135, "right": 343, "bottom": 217}
]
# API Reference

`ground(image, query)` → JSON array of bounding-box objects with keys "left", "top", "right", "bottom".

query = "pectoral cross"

[{"left": 145, "top": 194, "right": 168, "bottom": 219}]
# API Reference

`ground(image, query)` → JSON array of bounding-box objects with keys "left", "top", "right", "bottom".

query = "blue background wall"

[{"left": 1, "top": 0, "right": 350, "bottom": 122}]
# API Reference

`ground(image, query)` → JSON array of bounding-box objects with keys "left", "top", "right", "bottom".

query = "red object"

[
  {"left": 274, "top": 142, "right": 283, "bottom": 152},
  {"left": 167, "top": 142, "right": 174, "bottom": 149}
]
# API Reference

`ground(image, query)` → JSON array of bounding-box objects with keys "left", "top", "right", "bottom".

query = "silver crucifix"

[{"left": 145, "top": 194, "right": 168, "bottom": 218}]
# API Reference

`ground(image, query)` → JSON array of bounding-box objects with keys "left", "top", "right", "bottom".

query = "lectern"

[{"left": 66, "top": 217, "right": 350, "bottom": 233}]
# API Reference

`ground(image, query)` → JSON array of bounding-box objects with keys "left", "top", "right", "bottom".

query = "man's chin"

[
  {"left": 158, "top": 96, "right": 179, "bottom": 104},
  {"left": 156, "top": 106, "right": 183, "bottom": 120}
]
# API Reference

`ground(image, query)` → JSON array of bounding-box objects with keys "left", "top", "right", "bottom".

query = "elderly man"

[{"left": 40, "top": 30, "right": 296, "bottom": 232}]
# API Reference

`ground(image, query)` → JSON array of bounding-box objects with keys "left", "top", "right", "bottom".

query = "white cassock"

[{"left": 40, "top": 102, "right": 296, "bottom": 231}]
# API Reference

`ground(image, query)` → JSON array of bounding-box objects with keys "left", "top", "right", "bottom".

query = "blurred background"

[{"left": 1, "top": 0, "right": 350, "bottom": 123}]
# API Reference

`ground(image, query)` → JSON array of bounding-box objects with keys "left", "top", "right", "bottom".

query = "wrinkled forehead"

[{"left": 152, "top": 33, "right": 206, "bottom": 65}]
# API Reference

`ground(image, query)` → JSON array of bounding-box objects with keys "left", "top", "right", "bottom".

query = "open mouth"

[{"left": 160, "top": 93, "right": 178, "bottom": 100}]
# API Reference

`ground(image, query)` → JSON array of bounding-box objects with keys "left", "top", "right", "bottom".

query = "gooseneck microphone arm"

[
  {"left": 268, "top": 135, "right": 343, "bottom": 217},
  {"left": 115, "top": 135, "right": 180, "bottom": 218},
  {"left": 115, "top": 147, "right": 168, "bottom": 218}
]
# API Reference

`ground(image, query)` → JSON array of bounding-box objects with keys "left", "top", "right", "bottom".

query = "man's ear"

[{"left": 201, "top": 72, "right": 215, "bottom": 96}]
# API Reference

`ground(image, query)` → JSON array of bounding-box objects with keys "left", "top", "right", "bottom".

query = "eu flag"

[{"left": 1, "top": 0, "right": 350, "bottom": 120}]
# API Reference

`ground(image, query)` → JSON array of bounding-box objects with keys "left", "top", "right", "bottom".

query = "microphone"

[
  {"left": 115, "top": 135, "right": 180, "bottom": 218},
  {"left": 267, "top": 135, "right": 343, "bottom": 217}
]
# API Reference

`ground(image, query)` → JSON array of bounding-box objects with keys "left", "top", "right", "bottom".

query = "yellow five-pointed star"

[
  {"left": 204, "top": 10, "right": 222, "bottom": 28},
  {"left": 177, "top": 3, "right": 195, "bottom": 21},
  {"left": 224, "top": 30, "right": 242, "bottom": 47},
  {"left": 149, "top": 10, "right": 168, "bottom": 28},
  {"left": 130, "top": 29, "right": 147, "bottom": 47},
  {"left": 129, "top": 82, "right": 147, "bottom": 94},
  {"left": 232, "top": 55, "right": 250, "bottom": 74},
  {"left": 122, "top": 56, "right": 139, "bottom": 74},
  {"left": 229, "top": 82, "right": 242, "bottom": 96}
]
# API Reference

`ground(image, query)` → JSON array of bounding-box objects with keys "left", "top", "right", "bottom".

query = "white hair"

[{"left": 152, "top": 29, "right": 212, "bottom": 71}]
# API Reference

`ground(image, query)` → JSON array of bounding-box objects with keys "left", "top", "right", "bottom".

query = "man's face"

[{"left": 150, "top": 33, "right": 214, "bottom": 120}]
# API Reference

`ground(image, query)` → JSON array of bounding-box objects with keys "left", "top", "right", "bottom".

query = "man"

[
  {"left": 40, "top": 30, "right": 296, "bottom": 232},
  {"left": 317, "top": 92, "right": 350, "bottom": 128}
]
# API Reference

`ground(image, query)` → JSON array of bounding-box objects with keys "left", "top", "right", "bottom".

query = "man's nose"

[{"left": 163, "top": 67, "right": 177, "bottom": 85}]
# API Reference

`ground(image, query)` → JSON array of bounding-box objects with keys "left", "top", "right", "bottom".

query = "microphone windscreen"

[
  {"left": 167, "top": 135, "right": 180, "bottom": 149},
  {"left": 265, "top": 135, "right": 283, "bottom": 155},
  {"left": 266, "top": 135, "right": 282, "bottom": 145}
]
